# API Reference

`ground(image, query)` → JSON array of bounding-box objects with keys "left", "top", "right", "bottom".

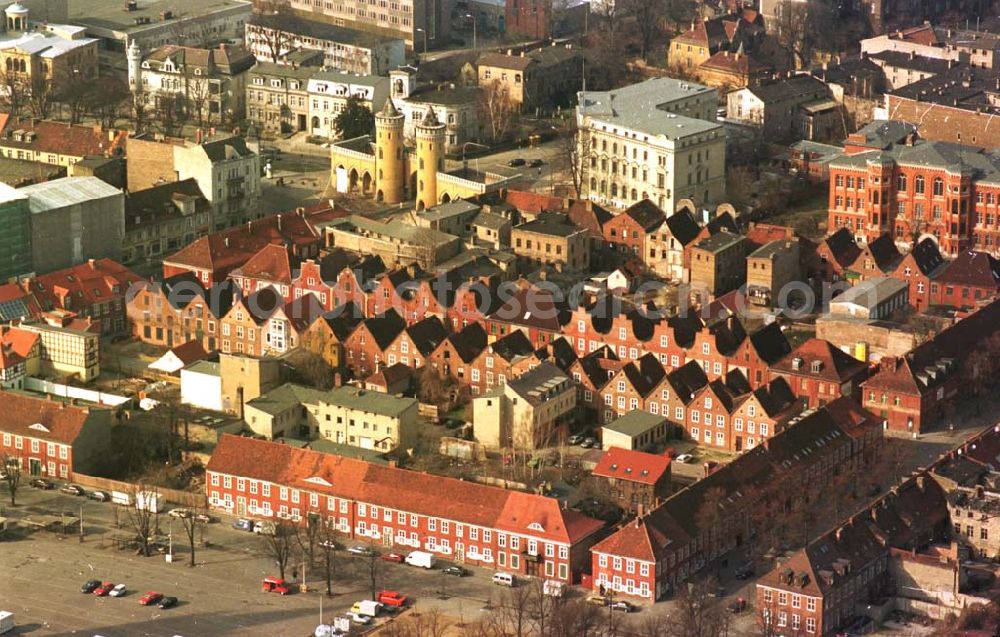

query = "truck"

[
  {"left": 404, "top": 550, "right": 435, "bottom": 569},
  {"left": 0, "top": 611, "right": 13, "bottom": 635},
  {"left": 543, "top": 580, "right": 565, "bottom": 598},
  {"left": 350, "top": 600, "right": 382, "bottom": 617},
  {"left": 111, "top": 491, "right": 132, "bottom": 506},
  {"left": 135, "top": 491, "right": 161, "bottom": 513}
]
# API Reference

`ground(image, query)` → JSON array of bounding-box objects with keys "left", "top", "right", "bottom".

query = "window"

[
  {"left": 915, "top": 175, "right": 925, "bottom": 194},
  {"left": 933, "top": 177, "right": 944, "bottom": 196}
]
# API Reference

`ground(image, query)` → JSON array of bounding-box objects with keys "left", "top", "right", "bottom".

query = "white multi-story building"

[
  {"left": 575, "top": 77, "right": 726, "bottom": 212},
  {"left": 245, "top": 12, "right": 404, "bottom": 75},
  {"left": 307, "top": 70, "right": 389, "bottom": 138},
  {"left": 287, "top": 0, "right": 449, "bottom": 51},
  {"left": 389, "top": 68, "right": 481, "bottom": 153},
  {"left": 128, "top": 41, "right": 256, "bottom": 125}
]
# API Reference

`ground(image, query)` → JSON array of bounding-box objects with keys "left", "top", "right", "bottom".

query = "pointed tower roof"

[
  {"left": 378, "top": 97, "right": 401, "bottom": 118},
  {"left": 420, "top": 106, "right": 441, "bottom": 127}
]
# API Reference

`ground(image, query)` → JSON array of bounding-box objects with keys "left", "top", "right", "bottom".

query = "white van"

[
  {"left": 492, "top": 572, "right": 515, "bottom": 587},
  {"left": 543, "top": 580, "right": 565, "bottom": 597}
]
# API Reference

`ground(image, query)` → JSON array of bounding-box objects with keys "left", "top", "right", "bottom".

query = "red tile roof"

[
  {"left": 745, "top": 223, "right": 795, "bottom": 247},
  {"left": 235, "top": 244, "right": 295, "bottom": 285},
  {"left": 0, "top": 326, "right": 38, "bottom": 359},
  {"left": 0, "top": 342, "right": 24, "bottom": 370},
  {"left": 0, "top": 390, "right": 104, "bottom": 445},
  {"left": 592, "top": 447, "right": 670, "bottom": 485},
  {"left": 1, "top": 118, "right": 127, "bottom": 158},
  {"left": 168, "top": 340, "right": 209, "bottom": 366},
  {"left": 500, "top": 190, "right": 564, "bottom": 215},
  {"left": 771, "top": 338, "right": 868, "bottom": 383},
  {"left": 207, "top": 435, "right": 604, "bottom": 544},
  {"left": 936, "top": 250, "right": 1000, "bottom": 290},
  {"left": 163, "top": 205, "right": 345, "bottom": 278},
  {"left": 23, "top": 259, "right": 142, "bottom": 312}
]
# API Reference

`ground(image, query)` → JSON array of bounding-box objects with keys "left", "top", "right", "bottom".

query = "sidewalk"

[{"left": 268, "top": 132, "right": 332, "bottom": 157}]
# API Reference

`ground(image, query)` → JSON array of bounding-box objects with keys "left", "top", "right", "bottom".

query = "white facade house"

[
  {"left": 307, "top": 71, "right": 389, "bottom": 138},
  {"left": 390, "top": 67, "right": 482, "bottom": 153},
  {"left": 180, "top": 360, "right": 223, "bottom": 412},
  {"left": 576, "top": 77, "right": 726, "bottom": 213}
]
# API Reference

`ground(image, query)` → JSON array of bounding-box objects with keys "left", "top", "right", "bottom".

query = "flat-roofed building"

[
  {"left": 511, "top": 211, "right": 590, "bottom": 271},
  {"left": 601, "top": 410, "right": 670, "bottom": 451}
]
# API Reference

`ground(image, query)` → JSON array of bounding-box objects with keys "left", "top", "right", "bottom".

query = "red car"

[
  {"left": 381, "top": 552, "right": 403, "bottom": 563},
  {"left": 139, "top": 592, "right": 163, "bottom": 606},
  {"left": 93, "top": 582, "right": 115, "bottom": 596},
  {"left": 261, "top": 576, "right": 292, "bottom": 595},
  {"left": 378, "top": 590, "right": 408, "bottom": 607}
]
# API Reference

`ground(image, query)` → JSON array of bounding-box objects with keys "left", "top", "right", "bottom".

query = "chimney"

[
  {"left": 296, "top": 206, "right": 306, "bottom": 217},
  {"left": 87, "top": 258, "right": 96, "bottom": 270},
  {"left": 917, "top": 475, "right": 926, "bottom": 491},
  {"left": 277, "top": 214, "right": 282, "bottom": 231},
  {"left": 224, "top": 236, "right": 230, "bottom": 248},
  {"left": 195, "top": 129, "right": 203, "bottom": 144},
  {"left": 637, "top": 503, "right": 644, "bottom": 518},
  {"left": 406, "top": 264, "right": 416, "bottom": 278}
]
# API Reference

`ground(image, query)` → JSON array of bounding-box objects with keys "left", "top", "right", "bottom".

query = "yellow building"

[
  {"left": 0, "top": 3, "right": 98, "bottom": 88},
  {"left": 330, "top": 99, "right": 517, "bottom": 209}
]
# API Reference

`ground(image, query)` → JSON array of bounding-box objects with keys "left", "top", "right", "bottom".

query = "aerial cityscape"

[{"left": 2, "top": 0, "right": 1000, "bottom": 635}]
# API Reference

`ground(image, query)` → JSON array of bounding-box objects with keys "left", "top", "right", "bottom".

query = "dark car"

[
  {"left": 507, "top": 158, "right": 526, "bottom": 167},
  {"left": 81, "top": 579, "right": 102, "bottom": 594},
  {"left": 60, "top": 484, "right": 85, "bottom": 496},
  {"left": 610, "top": 601, "right": 635, "bottom": 613},
  {"left": 528, "top": 159, "right": 544, "bottom": 168},
  {"left": 727, "top": 598, "right": 747, "bottom": 614},
  {"left": 157, "top": 596, "right": 178, "bottom": 609},
  {"left": 443, "top": 566, "right": 468, "bottom": 577},
  {"left": 30, "top": 478, "right": 54, "bottom": 489},
  {"left": 734, "top": 563, "right": 754, "bottom": 580}
]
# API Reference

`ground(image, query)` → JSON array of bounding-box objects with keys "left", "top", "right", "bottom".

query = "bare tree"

[
  {"left": 668, "top": 578, "right": 731, "bottom": 637},
  {"left": 363, "top": 542, "right": 381, "bottom": 600},
  {"left": 528, "top": 578, "right": 558, "bottom": 637},
  {"left": 0, "top": 70, "right": 28, "bottom": 118},
  {"left": 131, "top": 90, "right": 149, "bottom": 134},
  {"left": 479, "top": 80, "right": 518, "bottom": 145},
  {"left": 1, "top": 454, "right": 21, "bottom": 506},
  {"left": 86, "top": 76, "right": 130, "bottom": 129},
  {"left": 53, "top": 67, "right": 94, "bottom": 124},
  {"left": 260, "top": 519, "right": 297, "bottom": 580},
  {"left": 319, "top": 521, "right": 338, "bottom": 596},
  {"left": 493, "top": 585, "right": 534, "bottom": 637},
  {"left": 565, "top": 117, "right": 589, "bottom": 198},
  {"left": 248, "top": 11, "right": 295, "bottom": 64},
  {"left": 125, "top": 483, "right": 160, "bottom": 558},
  {"left": 295, "top": 510, "right": 323, "bottom": 567},
  {"left": 27, "top": 74, "right": 53, "bottom": 119},
  {"left": 177, "top": 508, "right": 203, "bottom": 567}
]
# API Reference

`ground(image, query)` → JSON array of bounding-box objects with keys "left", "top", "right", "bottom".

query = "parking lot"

[{"left": 0, "top": 486, "right": 535, "bottom": 636}]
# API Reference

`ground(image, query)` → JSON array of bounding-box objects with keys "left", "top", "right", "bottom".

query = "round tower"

[
  {"left": 414, "top": 106, "right": 446, "bottom": 210},
  {"left": 127, "top": 39, "right": 142, "bottom": 94},
  {"left": 374, "top": 98, "right": 405, "bottom": 204}
]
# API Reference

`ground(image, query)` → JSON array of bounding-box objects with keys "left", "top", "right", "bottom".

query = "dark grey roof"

[
  {"left": 746, "top": 74, "right": 829, "bottom": 103},
  {"left": 664, "top": 209, "right": 702, "bottom": 246},
  {"left": 891, "top": 66, "right": 1000, "bottom": 114},
  {"left": 249, "top": 12, "right": 401, "bottom": 46},
  {"left": 849, "top": 120, "right": 916, "bottom": 150},
  {"left": 200, "top": 135, "right": 254, "bottom": 162},
  {"left": 515, "top": 211, "right": 584, "bottom": 238},
  {"left": 869, "top": 50, "right": 964, "bottom": 74}
]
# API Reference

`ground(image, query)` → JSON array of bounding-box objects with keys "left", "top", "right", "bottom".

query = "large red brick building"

[
  {"left": 826, "top": 120, "right": 1000, "bottom": 257},
  {"left": 769, "top": 338, "right": 869, "bottom": 409},
  {"left": 206, "top": 434, "right": 605, "bottom": 582}
]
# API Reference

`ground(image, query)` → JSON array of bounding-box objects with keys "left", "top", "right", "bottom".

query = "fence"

[
  {"left": 72, "top": 473, "right": 207, "bottom": 509},
  {"left": 24, "top": 378, "right": 132, "bottom": 407}
]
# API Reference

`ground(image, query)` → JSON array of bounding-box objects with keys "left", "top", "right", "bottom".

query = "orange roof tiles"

[
  {"left": 592, "top": 447, "right": 671, "bottom": 485},
  {"left": 207, "top": 435, "right": 604, "bottom": 544},
  {"left": 25, "top": 259, "right": 142, "bottom": 312},
  {"left": 0, "top": 390, "right": 104, "bottom": 445}
]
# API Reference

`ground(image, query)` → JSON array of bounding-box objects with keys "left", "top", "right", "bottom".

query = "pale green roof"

[
  {"left": 602, "top": 410, "right": 667, "bottom": 437},
  {"left": 247, "top": 382, "right": 417, "bottom": 417}
]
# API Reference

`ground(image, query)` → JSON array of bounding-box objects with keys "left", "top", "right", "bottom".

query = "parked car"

[
  {"left": 93, "top": 582, "right": 115, "bottom": 596},
  {"left": 194, "top": 513, "right": 215, "bottom": 524},
  {"left": 528, "top": 158, "right": 544, "bottom": 168},
  {"left": 60, "top": 484, "right": 85, "bottom": 496},
  {"left": 377, "top": 591, "right": 408, "bottom": 607},
  {"left": 168, "top": 508, "right": 192, "bottom": 519},
  {"left": 319, "top": 539, "right": 341, "bottom": 550},
  {"left": 81, "top": 579, "right": 102, "bottom": 594},
  {"left": 109, "top": 584, "right": 127, "bottom": 598},
  {"left": 507, "top": 158, "right": 526, "bottom": 167},
  {"left": 351, "top": 600, "right": 383, "bottom": 617},
  {"left": 138, "top": 592, "right": 163, "bottom": 606},
  {"left": 567, "top": 434, "right": 583, "bottom": 445},
  {"left": 381, "top": 552, "right": 403, "bottom": 563},
  {"left": 157, "top": 596, "right": 178, "bottom": 609},
  {"left": 610, "top": 601, "right": 635, "bottom": 613},
  {"left": 727, "top": 598, "right": 747, "bottom": 614},
  {"left": 347, "top": 612, "right": 371, "bottom": 625},
  {"left": 675, "top": 453, "right": 694, "bottom": 463},
  {"left": 262, "top": 576, "right": 293, "bottom": 595},
  {"left": 87, "top": 490, "right": 108, "bottom": 502},
  {"left": 348, "top": 545, "right": 375, "bottom": 557},
  {"left": 30, "top": 478, "right": 53, "bottom": 490},
  {"left": 581, "top": 437, "right": 596, "bottom": 449},
  {"left": 586, "top": 595, "right": 609, "bottom": 607},
  {"left": 734, "top": 563, "right": 754, "bottom": 580},
  {"left": 443, "top": 566, "right": 468, "bottom": 577},
  {"left": 253, "top": 521, "right": 275, "bottom": 535},
  {"left": 232, "top": 518, "right": 254, "bottom": 532}
]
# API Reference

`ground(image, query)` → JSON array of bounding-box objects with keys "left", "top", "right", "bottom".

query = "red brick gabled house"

[
  {"left": 127, "top": 274, "right": 237, "bottom": 350},
  {"left": 861, "top": 299, "right": 1000, "bottom": 433},
  {"left": 592, "top": 447, "right": 672, "bottom": 515},
  {"left": 484, "top": 285, "right": 570, "bottom": 348},
  {"left": 342, "top": 310, "right": 407, "bottom": 378},
  {"left": 847, "top": 233, "right": 902, "bottom": 283},
  {"left": 769, "top": 338, "right": 870, "bottom": 409},
  {"left": 682, "top": 369, "right": 752, "bottom": 450},
  {"left": 729, "top": 376, "right": 799, "bottom": 452},
  {"left": 888, "top": 237, "right": 947, "bottom": 311},
  {"left": 162, "top": 205, "right": 341, "bottom": 286},
  {"left": 934, "top": 249, "right": 1000, "bottom": 310},
  {"left": 738, "top": 322, "right": 793, "bottom": 387},
  {"left": 600, "top": 354, "right": 667, "bottom": 423},
  {"left": 816, "top": 228, "right": 863, "bottom": 283},
  {"left": 20, "top": 259, "right": 143, "bottom": 336},
  {"left": 0, "top": 390, "right": 113, "bottom": 480},
  {"left": 206, "top": 434, "right": 605, "bottom": 582},
  {"left": 383, "top": 316, "right": 448, "bottom": 369},
  {"left": 604, "top": 200, "right": 667, "bottom": 258},
  {"left": 429, "top": 322, "right": 488, "bottom": 388},
  {"left": 219, "top": 288, "right": 301, "bottom": 357},
  {"left": 320, "top": 255, "right": 385, "bottom": 313},
  {"left": 568, "top": 346, "right": 623, "bottom": 415},
  {"left": 468, "top": 330, "right": 543, "bottom": 395},
  {"left": 229, "top": 243, "right": 296, "bottom": 302}
]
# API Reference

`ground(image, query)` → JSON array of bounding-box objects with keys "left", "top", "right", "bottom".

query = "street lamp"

[
  {"left": 462, "top": 141, "right": 487, "bottom": 174},
  {"left": 415, "top": 28, "right": 428, "bottom": 60},
  {"left": 464, "top": 13, "right": 477, "bottom": 50}
]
